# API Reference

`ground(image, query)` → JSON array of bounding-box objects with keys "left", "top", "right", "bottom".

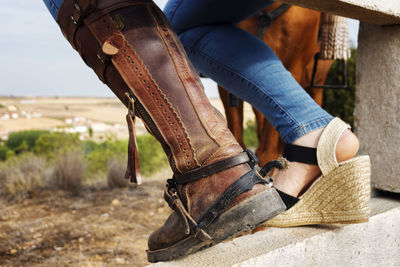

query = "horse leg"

[
  {"left": 251, "top": 108, "right": 281, "bottom": 165},
  {"left": 301, "top": 57, "right": 334, "bottom": 106},
  {"left": 217, "top": 86, "right": 246, "bottom": 149}
]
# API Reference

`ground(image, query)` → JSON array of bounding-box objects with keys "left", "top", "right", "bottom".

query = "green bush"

[
  {"left": 2, "top": 130, "right": 170, "bottom": 182},
  {"left": 243, "top": 120, "right": 258, "bottom": 148},
  {"left": 323, "top": 48, "right": 356, "bottom": 127},
  {"left": 83, "top": 139, "right": 98, "bottom": 154},
  {"left": 86, "top": 134, "right": 168, "bottom": 178},
  {"left": 85, "top": 138, "right": 128, "bottom": 178},
  {"left": 137, "top": 134, "right": 168, "bottom": 176},
  {"left": 6, "top": 130, "right": 49, "bottom": 154},
  {"left": 35, "top": 132, "right": 81, "bottom": 159},
  {"left": 0, "top": 145, "right": 15, "bottom": 161}
]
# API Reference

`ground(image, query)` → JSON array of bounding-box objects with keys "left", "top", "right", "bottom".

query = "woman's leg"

[
  {"left": 164, "top": 0, "right": 359, "bottom": 197},
  {"left": 164, "top": 0, "right": 333, "bottom": 144}
]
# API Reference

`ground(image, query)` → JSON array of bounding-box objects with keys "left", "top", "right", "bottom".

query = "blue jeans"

[
  {"left": 164, "top": 0, "right": 333, "bottom": 143},
  {"left": 43, "top": 0, "right": 333, "bottom": 143},
  {"left": 43, "top": 0, "right": 64, "bottom": 20}
]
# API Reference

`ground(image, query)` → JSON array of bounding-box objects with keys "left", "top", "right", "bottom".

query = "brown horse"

[{"left": 218, "top": 3, "right": 333, "bottom": 165}]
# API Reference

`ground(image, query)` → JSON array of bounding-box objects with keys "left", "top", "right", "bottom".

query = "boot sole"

[{"left": 147, "top": 187, "right": 286, "bottom": 262}]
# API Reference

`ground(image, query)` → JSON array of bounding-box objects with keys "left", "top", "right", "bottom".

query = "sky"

[{"left": 0, "top": 0, "right": 359, "bottom": 98}]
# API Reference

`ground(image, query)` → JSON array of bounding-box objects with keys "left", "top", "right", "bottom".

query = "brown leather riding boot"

[{"left": 56, "top": 0, "right": 286, "bottom": 262}]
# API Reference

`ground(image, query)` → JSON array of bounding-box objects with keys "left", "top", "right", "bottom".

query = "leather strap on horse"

[
  {"left": 311, "top": 13, "right": 350, "bottom": 89},
  {"left": 256, "top": 4, "right": 291, "bottom": 39},
  {"left": 229, "top": 3, "right": 291, "bottom": 108}
]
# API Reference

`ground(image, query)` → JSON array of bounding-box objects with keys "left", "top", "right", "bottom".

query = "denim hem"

[{"left": 282, "top": 117, "right": 334, "bottom": 143}]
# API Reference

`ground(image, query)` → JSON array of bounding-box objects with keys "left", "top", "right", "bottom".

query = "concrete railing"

[{"left": 280, "top": 0, "right": 400, "bottom": 25}]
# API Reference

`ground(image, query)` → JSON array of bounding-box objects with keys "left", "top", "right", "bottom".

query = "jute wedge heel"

[{"left": 266, "top": 118, "right": 371, "bottom": 227}]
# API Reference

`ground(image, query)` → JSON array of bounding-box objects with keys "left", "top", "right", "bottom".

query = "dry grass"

[
  {"left": 107, "top": 158, "right": 129, "bottom": 189},
  {"left": 52, "top": 150, "right": 85, "bottom": 195},
  {"left": 0, "top": 153, "right": 51, "bottom": 200},
  {"left": 0, "top": 180, "right": 169, "bottom": 266}
]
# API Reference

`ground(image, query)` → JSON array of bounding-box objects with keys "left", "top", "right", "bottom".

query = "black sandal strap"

[
  {"left": 174, "top": 150, "right": 257, "bottom": 184},
  {"left": 283, "top": 143, "right": 318, "bottom": 165},
  {"left": 258, "top": 158, "right": 299, "bottom": 210},
  {"left": 275, "top": 188, "right": 299, "bottom": 210}
]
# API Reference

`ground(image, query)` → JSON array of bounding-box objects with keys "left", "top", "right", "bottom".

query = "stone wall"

[{"left": 355, "top": 22, "right": 400, "bottom": 193}]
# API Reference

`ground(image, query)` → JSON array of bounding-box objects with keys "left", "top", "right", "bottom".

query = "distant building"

[
  {"left": 0, "top": 114, "right": 10, "bottom": 120},
  {"left": 91, "top": 122, "right": 108, "bottom": 132}
]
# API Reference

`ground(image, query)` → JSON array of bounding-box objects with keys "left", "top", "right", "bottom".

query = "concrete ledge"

[
  {"left": 355, "top": 22, "right": 400, "bottom": 193},
  {"left": 279, "top": 0, "right": 400, "bottom": 25},
  {"left": 149, "top": 196, "right": 400, "bottom": 266}
]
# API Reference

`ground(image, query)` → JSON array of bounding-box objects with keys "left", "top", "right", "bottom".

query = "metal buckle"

[
  {"left": 310, "top": 53, "right": 348, "bottom": 89},
  {"left": 111, "top": 14, "right": 125, "bottom": 31},
  {"left": 71, "top": 3, "right": 83, "bottom": 25},
  {"left": 245, "top": 149, "right": 259, "bottom": 169},
  {"left": 97, "top": 46, "right": 111, "bottom": 64}
]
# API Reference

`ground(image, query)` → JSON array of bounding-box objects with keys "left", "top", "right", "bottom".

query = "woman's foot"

[{"left": 273, "top": 128, "right": 360, "bottom": 197}]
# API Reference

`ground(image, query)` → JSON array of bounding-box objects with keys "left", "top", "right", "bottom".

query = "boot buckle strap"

[
  {"left": 173, "top": 150, "right": 259, "bottom": 185},
  {"left": 97, "top": 46, "right": 111, "bottom": 64},
  {"left": 164, "top": 180, "right": 212, "bottom": 241},
  {"left": 71, "top": 3, "right": 83, "bottom": 25},
  {"left": 71, "top": 0, "right": 98, "bottom": 25}
]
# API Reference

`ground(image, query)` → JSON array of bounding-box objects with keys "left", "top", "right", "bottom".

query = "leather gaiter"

[{"left": 57, "top": 0, "right": 242, "bottom": 183}]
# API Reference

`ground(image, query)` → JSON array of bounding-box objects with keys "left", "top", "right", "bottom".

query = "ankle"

[
  {"left": 273, "top": 128, "right": 360, "bottom": 197},
  {"left": 335, "top": 129, "right": 359, "bottom": 162},
  {"left": 293, "top": 127, "right": 359, "bottom": 163},
  {"left": 293, "top": 128, "right": 323, "bottom": 148}
]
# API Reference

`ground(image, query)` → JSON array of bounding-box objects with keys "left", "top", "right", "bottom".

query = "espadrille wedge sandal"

[{"left": 265, "top": 118, "right": 371, "bottom": 227}]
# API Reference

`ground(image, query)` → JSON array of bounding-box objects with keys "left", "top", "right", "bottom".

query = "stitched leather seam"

[
  {"left": 119, "top": 41, "right": 193, "bottom": 171},
  {"left": 155, "top": 10, "right": 217, "bottom": 139},
  {"left": 201, "top": 146, "right": 237, "bottom": 166},
  {"left": 147, "top": 5, "right": 200, "bottom": 168},
  {"left": 89, "top": 14, "right": 195, "bottom": 172}
]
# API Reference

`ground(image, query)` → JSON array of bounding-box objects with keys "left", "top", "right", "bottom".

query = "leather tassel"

[{"left": 125, "top": 99, "right": 142, "bottom": 185}]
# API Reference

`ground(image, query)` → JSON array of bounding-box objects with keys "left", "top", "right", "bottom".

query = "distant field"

[{"left": 0, "top": 96, "right": 255, "bottom": 138}]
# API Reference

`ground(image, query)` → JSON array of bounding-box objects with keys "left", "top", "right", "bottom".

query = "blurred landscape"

[
  {"left": 0, "top": 96, "right": 257, "bottom": 266},
  {"left": 0, "top": 96, "right": 256, "bottom": 141}
]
